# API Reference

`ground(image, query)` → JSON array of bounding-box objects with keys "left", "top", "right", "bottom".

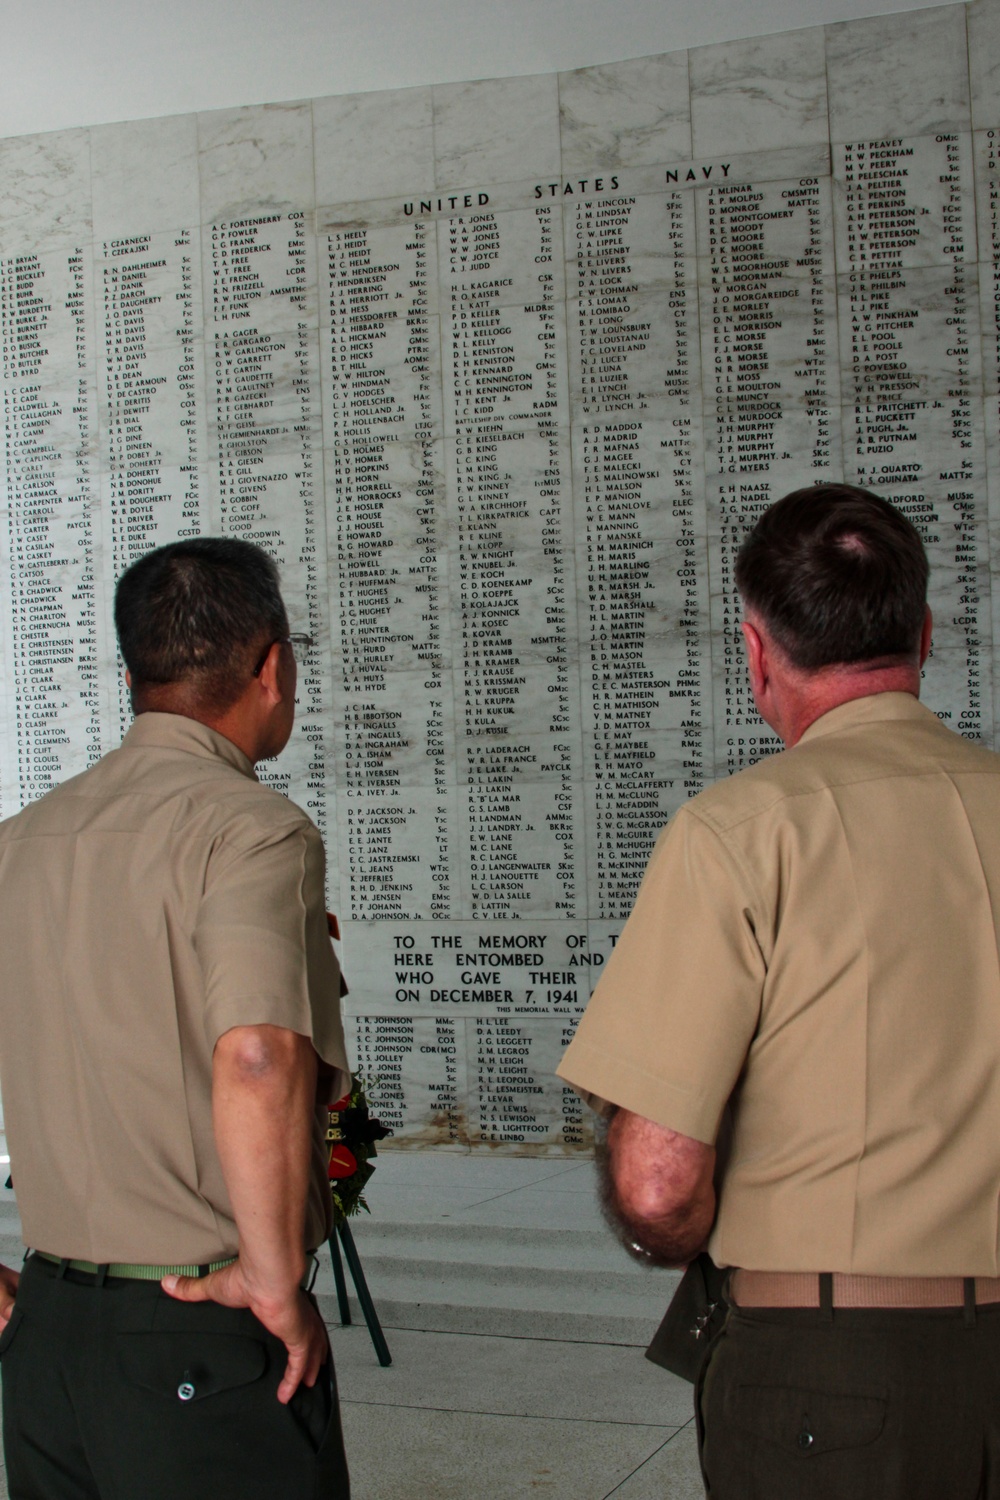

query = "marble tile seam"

[
  {"left": 325, "top": 1320, "right": 648, "bottom": 1350},
  {"left": 454, "top": 1175, "right": 594, "bottom": 1209},
  {"left": 338, "top": 1395, "right": 682, "bottom": 1432},
  {"left": 600, "top": 1421, "right": 698, "bottom": 1500}
]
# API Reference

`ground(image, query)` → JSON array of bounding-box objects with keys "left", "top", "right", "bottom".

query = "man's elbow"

[
  {"left": 619, "top": 1178, "right": 714, "bottom": 1265},
  {"left": 602, "top": 1109, "right": 717, "bottom": 1266},
  {"left": 214, "top": 1025, "right": 314, "bottom": 1089}
]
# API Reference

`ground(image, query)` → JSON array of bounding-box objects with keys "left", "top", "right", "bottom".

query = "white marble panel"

[
  {"left": 336, "top": 782, "right": 461, "bottom": 923},
  {"left": 0, "top": 129, "right": 91, "bottom": 256},
  {"left": 468, "top": 1016, "right": 592, "bottom": 1153},
  {"left": 345, "top": 1012, "right": 470, "bottom": 1148},
  {"left": 563, "top": 184, "right": 698, "bottom": 283},
  {"left": 313, "top": 86, "right": 434, "bottom": 205},
  {"left": 825, "top": 5, "right": 971, "bottom": 143},
  {"left": 90, "top": 114, "right": 200, "bottom": 240},
  {"left": 983, "top": 415, "right": 1000, "bottom": 743},
  {"left": 100, "top": 462, "right": 206, "bottom": 561},
  {"left": 832, "top": 133, "right": 977, "bottom": 270},
  {"left": 558, "top": 51, "right": 692, "bottom": 171},
  {"left": 836, "top": 263, "right": 984, "bottom": 406},
  {"left": 458, "top": 783, "right": 585, "bottom": 922},
  {"left": 432, "top": 73, "right": 560, "bottom": 190},
  {"left": 968, "top": 0, "right": 1000, "bottom": 130},
  {"left": 0, "top": 14, "right": 998, "bottom": 1153},
  {"left": 197, "top": 100, "right": 315, "bottom": 223},
  {"left": 586, "top": 783, "right": 677, "bottom": 912},
  {"left": 344, "top": 920, "right": 591, "bottom": 1013},
  {"left": 689, "top": 28, "right": 829, "bottom": 157},
  {"left": 335, "top": 673, "right": 459, "bottom": 781},
  {"left": 975, "top": 129, "right": 1000, "bottom": 299},
  {"left": 920, "top": 643, "right": 992, "bottom": 738}
]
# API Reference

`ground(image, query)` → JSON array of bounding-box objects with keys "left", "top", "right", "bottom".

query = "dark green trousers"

[
  {"left": 1, "top": 1254, "right": 350, "bottom": 1500},
  {"left": 698, "top": 1299, "right": 1000, "bottom": 1499}
]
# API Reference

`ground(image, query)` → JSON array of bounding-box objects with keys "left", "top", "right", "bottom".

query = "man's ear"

[
  {"left": 741, "top": 618, "right": 766, "bottom": 698},
  {"left": 255, "top": 642, "right": 284, "bottom": 703},
  {"left": 919, "top": 605, "right": 932, "bottom": 667}
]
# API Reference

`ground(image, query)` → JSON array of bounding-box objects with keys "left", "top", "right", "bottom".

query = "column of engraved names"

[
  {"left": 98, "top": 230, "right": 206, "bottom": 737},
  {"left": 322, "top": 213, "right": 454, "bottom": 919},
  {"left": 699, "top": 169, "right": 839, "bottom": 773},
  {"left": 976, "top": 125, "right": 1000, "bottom": 739},
  {"left": 206, "top": 211, "right": 332, "bottom": 834},
  {"left": 349, "top": 1012, "right": 467, "bottom": 1144},
  {"left": 442, "top": 199, "right": 580, "bottom": 920},
  {"left": 570, "top": 182, "right": 709, "bottom": 919},
  {"left": 0, "top": 246, "right": 100, "bottom": 808},
  {"left": 471, "top": 1016, "right": 588, "bottom": 1149},
  {"left": 836, "top": 133, "right": 988, "bottom": 737}
]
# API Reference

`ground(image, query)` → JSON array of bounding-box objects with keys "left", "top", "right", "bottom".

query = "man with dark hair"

[
  {"left": 560, "top": 483, "right": 1000, "bottom": 1496},
  {"left": 0, "top": 537, "right": 351, "bottom": 1499},
  {"left": 114, "top": 535, "right": 292, "bottom": 712}
]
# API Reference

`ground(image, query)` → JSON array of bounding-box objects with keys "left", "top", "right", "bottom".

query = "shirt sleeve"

[
  {"left": 557, "top": 807, "right": 766, "bottom": 1144},
  {"left": 194, "top": 806, "right": 351, "bottom": 1099}
]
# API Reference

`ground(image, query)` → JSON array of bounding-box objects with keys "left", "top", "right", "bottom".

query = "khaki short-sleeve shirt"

[
  {"left": 0, "top": 712, "right": 350, "bottom": 1264},
  {"left": 559, "top": 694, "right": 1000, "bottom": 1276}
]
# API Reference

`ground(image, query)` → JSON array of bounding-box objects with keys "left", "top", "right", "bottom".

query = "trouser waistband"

[
  {"left": 731, "top": 1269, "right": 1000, "bottom": 1309},
  {"left": 32, "top": 1250, "right": 238, "bottom": 1284}
]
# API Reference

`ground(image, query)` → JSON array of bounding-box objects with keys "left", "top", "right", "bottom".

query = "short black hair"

[
  {"left": 114, "top": 537, "right": 287, "bottom": 712},
  {"left": 734, "top": 483, "right": 929, "bottom": 670}
]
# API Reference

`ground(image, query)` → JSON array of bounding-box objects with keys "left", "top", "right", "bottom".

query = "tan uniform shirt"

[
  {"left": 0, "top": 712, "right": 350, "bottom": 1264},
  {"left": 559, "top": 693, "right": 1000, "bottom": 1276}
]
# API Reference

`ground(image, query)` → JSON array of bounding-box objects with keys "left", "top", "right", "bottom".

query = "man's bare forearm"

[
  {"left": 164, "top": 1025, "right": 328, "bottom": 1403},
  {"left": 212, "top": 1025, "right": 317, "bottom": 1308},
  {"left": 599, "top": 1107, "right": 717, "bottom": 1267}
]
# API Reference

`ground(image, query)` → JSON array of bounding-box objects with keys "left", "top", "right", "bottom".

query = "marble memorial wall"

[{"left": 1, "top": 0, "right": 998, "bottom": 1151}]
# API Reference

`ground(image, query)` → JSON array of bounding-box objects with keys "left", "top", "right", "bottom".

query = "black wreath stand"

[
  {"left": 323, "top": 920, "right": 392, "bottom": 1367},
  {"left": 326, "top": 1220, "right": 392, "bottom": 1367}
]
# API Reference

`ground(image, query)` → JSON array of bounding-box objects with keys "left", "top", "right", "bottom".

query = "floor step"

[{"left": 312, "top": 1218, "right": 678, "bottom": 1345}]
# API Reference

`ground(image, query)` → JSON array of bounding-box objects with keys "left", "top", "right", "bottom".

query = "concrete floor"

[
  {"left": 328, "top": 1150, "right": 705, "bottom": 1499},
  {"left": 333, "top": 1324, "right": 702, "bottom": 1499}
]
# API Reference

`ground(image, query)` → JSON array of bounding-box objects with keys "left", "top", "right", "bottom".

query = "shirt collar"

[
  {"left": 798, "top": 691, "right": 937, "bottom": 745},
  {"left": 120, "top": 712, "right": 258, "bottom": 780}
]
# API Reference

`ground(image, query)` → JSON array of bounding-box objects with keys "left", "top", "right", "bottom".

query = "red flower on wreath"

[
  {"left": 328, "top": 1144, "right": 358, "bottom": 1180},
  {"left": 324, "top": 1073, "right": 391, "bottom": 1218}
]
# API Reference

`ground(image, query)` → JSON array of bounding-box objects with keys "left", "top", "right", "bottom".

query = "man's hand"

[
  {"left": 600, "top": 1108, "right": 717, "bottom": 1267},
  {"left": 163, "top": 1259, "right": 327, "bottom": 1403},
  {"left": 161, "top": 1024, "right": 323, "bottom": 1404},
  {"left": 0, "top": 1263, "right": 19, "bottom": 1324}
]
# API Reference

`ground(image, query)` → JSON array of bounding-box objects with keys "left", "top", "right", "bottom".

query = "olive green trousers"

[{"left": 1, "top": 1254, "right": 349, "bottom": 1500}]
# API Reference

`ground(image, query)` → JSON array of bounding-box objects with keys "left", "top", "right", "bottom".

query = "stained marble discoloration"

[
  {"left": 432, "top": 73, "right": 560, "bottom": 189},
  {"left": 689, "top": 28, "right": 829, "bottom": 157},
  {"left": 91, "top": 114, "right": 199, "bottom": 238},
  {"left": 314, "top": 86, "right": 434, "bottom": 205},
  {"left": 558, "top": 51, "right": 692, "bottom": 170},
  {"left": 196, "top": 99, "right": 315, "bottom": 221},
  {"left": 825, "top": 4, "right": 971, "bottom": 142},
  {"left": 0, "top": 128, "right": 91, "bottom": 255},
  {"left": 968, "top": 0, "right": 1000, "bottom": 127}
]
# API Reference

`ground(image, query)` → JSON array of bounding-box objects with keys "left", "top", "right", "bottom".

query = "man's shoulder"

[
  {"left": 0, "top": 741, "right": 316, "bottom": 847},
  {"left": 684, "top": 703, "right": 1000, "bottom": 839}
]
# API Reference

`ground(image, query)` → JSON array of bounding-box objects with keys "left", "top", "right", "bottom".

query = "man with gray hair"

[
  {"left": 0, "top": 538, "right": 351, "bottom": 1498},
  {"left": 561, "top": 484, "right": 1000, "bottom": 1496}
]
